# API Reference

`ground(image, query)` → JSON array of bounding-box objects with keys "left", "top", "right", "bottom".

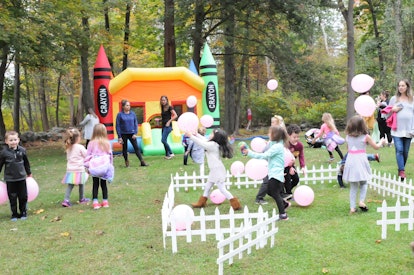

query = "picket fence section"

[
  {"left": 370, "top": 170, "right": 414, "bottom": 202},
  {"left": 172, "top": 164, "right": 338, "bottom": 192},
  {"left": 376, "top": 199, "right": 414, "bottom": 239},
  {"left": 216, "top": 209, "right": 279, "bottom": 275}
]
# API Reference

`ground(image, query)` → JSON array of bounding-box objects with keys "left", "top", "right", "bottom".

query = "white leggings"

[
  {"left": 203, "top": 181, "right": 234, "bottom": 200},
  {"left": 349, "top": 181, "right": 368, "bottom": 209}
]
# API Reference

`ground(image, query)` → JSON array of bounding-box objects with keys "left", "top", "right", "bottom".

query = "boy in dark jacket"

[{"left": 0, "top": 131, "right": 31, "bottom": 221}]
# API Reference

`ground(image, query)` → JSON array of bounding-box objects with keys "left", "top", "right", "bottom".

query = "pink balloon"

[
  {"left": 200, "top": 114, "right": 214, "bottom": 128},
  {"left": 351, "top": 74, "right": 375, "bottom": 93},
  {"left": 186, "top": 95, "right": 197, "bottom": 108},
  {"left": 177, "top": 112, "right": 199, "bottom": 132},
  {"left": 210, "top": 189, "right": 226, "bottom": 204},
  {"left": 245, "top": 159, "right": 268, "bottom": 180},
  {"left": 230, "top": 161, "right": 245, "bottom": 176},
  {"left": 284, "top": 148, "right": 295, "bottom": 167},
  {"left": 26, "top": 177, "right": 39, "bottom": 202},
  {"left": 250, "top": 137, "right": 267, "bottom": 153},
  {"left": 172, "top": 204, "right": 194, "bottom": 231},
  {"left": 354, "top": 95, "right": 376, "bottom": 117},
  {"left": 293, "top": 185, "right": 314, "bottom": 206},
  {"left": 0, "top": 181, "right": 8, "bottom": 205},
  {"left": 267, "top": 79, "right": 278, "bottom": 90}
]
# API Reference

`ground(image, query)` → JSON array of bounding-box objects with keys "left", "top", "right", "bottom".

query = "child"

[
  {"left": 343, "top": 115, "right": 385, "bottom": 214},
  {"left": 186, "top": 127, "right": 206, "bottom": 174},
  {"left": 187, "top": 129, "right": 241, "bottom": 210},
  {"left": 255, "top": 115, "right": 286, "bottom": 204},
  {"left": 0, "top": 131, "right": 31, "bottom": 221},
  {"left": 61, "top": 128, "right": 90, "bottom": 207},
  {"left": 84, "top": 123, "right": 114, "bottom": 210},
  {"left": 243, "top": 125, "right": 291, "bottom": 220},
  {"left": 312, "top": 112, "right": 344, "bottom": 162},
  {"left": 182, "top": 134, "right": 190, "bottom": 165},
  {"left": 283, "top": 124, "right": 306, "bottom": 199}
]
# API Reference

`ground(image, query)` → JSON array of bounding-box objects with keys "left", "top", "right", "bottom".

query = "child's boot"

[
  {"left": 191, "top": 196, "right": 207, "bottom": 208},
  {"left": 230, "top": 197, "right": 241, "bottom": 210}
]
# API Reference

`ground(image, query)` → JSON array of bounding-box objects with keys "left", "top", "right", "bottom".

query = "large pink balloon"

[
  {"left": 200, "top": 114, "right": 214, "bottom": 128},
  {"left": 284, "top": 148, "right": 295, "bottom": 167},
  {"left": 245, "top": 159, "right": 268, "bottom": 180},
  {"left": 177, "top": 112, "right": 199, "bottom": 132},
  {"left": 0, "top": 181, "right": 8, "bottom": 205},
  {"left": 354, "top": 95, "right": 376, "bottom": 117},
  {"left": 172, "top": 204, "right": 194, "bottom": 231},
  {"left": 186, "top": 95, "right": 197, "bottom": 108},
  {"left": 250, "top": 137, "right": 267, "bottom": 153},
  {"left": 267, "top": 79, "right": 278, "bottom": 90},
  {"left": 26, "top": 177, "right": 39, "bottom": 202},
  {"left": 351, "top": 74, "right": 375, "bottom": 93},
  {"left": 230, "top": 161, "right": 245, "bottom": 176},
  {"left": 210, "top": 189, "right": 226, "bottom": 204},
  {"left": 293, "top": 185, "right": 314, "bottom": 206}
]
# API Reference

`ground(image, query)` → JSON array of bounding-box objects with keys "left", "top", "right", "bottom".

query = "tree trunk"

[
  {"left": 39, "top": 70, "right": 49, "bottom": 131},
  {"left": 338, "top": 0, "right": 355, "bottom": 122},
  {"left": 367, "top": 0, "right": 384, "bottom": 75},
  {"left": 164, "top": 0, "right": 176, "bottom": 67},
  {"left": 122, "top": 3, "right": 131, "bottom": 70},
  {"left": 394, "top": 0, "right": 403, "bottom": 79},
  {"left": 13, "top": 58, "right": 20, "bottom": 133},
  {"left": 0, "top": 45, "right": 8, "bottom": 137},
  {"left": 80, "top": 15, "right": 93, "bottom": 121},
  {"left": 23, "top": 67, "right": 33, "bottom": 131},
  {"left": 56, "top": 73, "right": 62, "bottom": 127},
  {"left": 191, "top": 0, "right": 204, "bottom": 71}
]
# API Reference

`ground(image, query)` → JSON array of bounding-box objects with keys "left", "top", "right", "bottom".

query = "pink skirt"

[{"left": 61, "top": 172, "right": 89, "bottom": 185}]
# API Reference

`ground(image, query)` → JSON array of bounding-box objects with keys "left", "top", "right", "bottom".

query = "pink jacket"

[{"left": 381, "top": 105, "right": 397, "bottom": 130}]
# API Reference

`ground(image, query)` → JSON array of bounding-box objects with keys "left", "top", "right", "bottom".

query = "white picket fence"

[{"left": 376, "top": 199, "right": 414, "bottom": 239}]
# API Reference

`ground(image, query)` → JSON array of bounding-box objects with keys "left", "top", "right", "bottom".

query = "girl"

[
  {"left": 388, "top": 79, "right": 414, "bottom": 179},
  {"left": 79, "top": 107, "right": 100, "bottom": 148},
  {"left": 243, "top": 125, "right": 291, "bottom": 220},
  {"left": 187, "top": 129, "right": 241, "bottom": 210},
  {"left": 343, "top": 115, "right": 385, "bottom": 214},
  {"left": 312, "top": 112, "right": 344, "bottom": 162},
  {"left": 376, "top": 90, "right": 392, "bottom": 146},
  {"left": 61, "top": 128, "right": 89, "bottom": 207},
  {"left": 85, "top": 123, "right": 114, "bottom": 210},
  {"left": 160, "top": 95, "right": 178, "bottom": 159}
]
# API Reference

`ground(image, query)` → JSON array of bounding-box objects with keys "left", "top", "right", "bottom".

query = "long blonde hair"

[
  {"left": 322, "top": 113, "right": 338, "bottom": 132},
  {"left": 91, "top": 123, "right": 111, "bottom": 152}
]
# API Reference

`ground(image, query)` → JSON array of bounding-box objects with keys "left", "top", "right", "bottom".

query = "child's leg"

[
  {"left": 267, "top": 178, "right": 286, "bottom": 215},
  {"left": 64, "top": 184, "right": 75, "bottom": 201},
  {"left": 359, "top": 181, "right": 368, "bottom": 204},
  {"left": 202, "top": 182, "right": 215, "bottom": 197},
  {"left": 349, "top": 182, "right": 358, "bottom": 211},
  {"left": 17, "top": 180, "right": 28, "bottom": 216},
  {"left": 6, "top": 182, "right": 19, "bottom": 219},
  {"left": 255, "top": 176, "right": 269, "bottom": 201},
  {"left": 335, "top": 146, "right": 344, "bottom": 159},
  {"left": 92, "top": 177, "right": 100, "bottom": 200},
  {"left": 215, "top": 181, "right": 234, "bottom": 200},
  {"left": 78, "top": 184, "right": 85, "bottom": 200},
  {"left": 286, "top": 171, "right": 299, "bottom": 194},
  {"left": 101, "top": 179, "right": 108, "bottom": 200}
]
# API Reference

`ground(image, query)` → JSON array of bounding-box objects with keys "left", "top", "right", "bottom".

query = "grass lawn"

[{"left": 0, "top": 131, "right": 413, "bottom": 274}]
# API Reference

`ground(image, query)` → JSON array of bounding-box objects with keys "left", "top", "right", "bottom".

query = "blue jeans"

[
  {"left": 162, "top": 126, "right": 173, "bottom": 156},
  {"left": 392, "top": 136, "right": 412, "bottom": 171}
]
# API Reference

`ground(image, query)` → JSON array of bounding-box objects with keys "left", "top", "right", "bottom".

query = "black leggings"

[
  {"left": 121, "top": 134, "right": 144, "bottom": 162},
  {"left": 328, "top": 146, "right": 344, "bottom": 160},
  {"left": 92, "top": 177, "right": 108, "bottom": 200},
  {"left": 267, "top": 178, "right": 286, "bottom": 215},
  {"left": 6, "top": 180, "right": 27, "bottom": 217}
]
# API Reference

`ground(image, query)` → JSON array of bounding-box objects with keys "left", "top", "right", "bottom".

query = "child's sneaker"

[
  {"left": 93, "top": 201, "right": 101, "bottom": 210},
  {"left": 11, "top": 216, "right": 18, "bottom": 222},
  {"left": 279, "top": 213, "right": 289, "bottom": 221},
  {"left": 375, "top": 153, "right": 380, "bottom": 162},
  {"left": 20, "top": 212, "right": 27, "bottom": 220},
  {"left": 101, "top": 200, "right": 109, "bottom": 208},
  {"left": 62, "top": 200, "right": 72, "bottom": 207},
  {"left": 79, "top": 198, "right": 90, "bottom": 204}
]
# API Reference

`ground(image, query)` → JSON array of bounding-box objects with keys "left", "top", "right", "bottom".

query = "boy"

[
  {"left": 283, "top": 124, "right": 306, "bottom": 199},
  {"left": 0, "top": 131, "right": 32, "bottom": 221}
]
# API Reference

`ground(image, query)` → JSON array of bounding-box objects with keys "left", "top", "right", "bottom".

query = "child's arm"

[{"left": 366, "top": 135, "right": 385, "bottom": 150}]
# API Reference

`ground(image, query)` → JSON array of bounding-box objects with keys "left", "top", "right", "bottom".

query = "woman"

[
  {"left": 115, "top": 99, "right": 148, "bottom": 167},
  {"left": 78, "top": 107, "right": 99, "bottom": 148},
  {"left": 160, "top": 96, "right": 178, "bottom": 159},
  {"left": 389, "top": 79, "right": 414, "bottom": 179}
]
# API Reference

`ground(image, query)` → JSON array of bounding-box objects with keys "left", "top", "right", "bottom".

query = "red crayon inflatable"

[{"left": 94, "top": 45, "right": 114, "bottom": 139}]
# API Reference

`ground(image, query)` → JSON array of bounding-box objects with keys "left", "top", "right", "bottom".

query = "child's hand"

[
  {"left": 184, "top": 131, "right": 193, "bottom": 137},
  {"left": 289, "top": 167, "right": 296, "bottom": 175},
  {"left": 27, "top": 174, "right": 32, "bottom": 178}
]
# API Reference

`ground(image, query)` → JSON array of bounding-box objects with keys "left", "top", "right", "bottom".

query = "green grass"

[{"left": 0, "top": 136, "right": 413, "bottom": 274}]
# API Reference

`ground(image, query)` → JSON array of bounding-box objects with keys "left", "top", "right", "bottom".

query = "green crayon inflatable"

[{"left": 200, "top": 43, "right": 220, "bottom": 129}]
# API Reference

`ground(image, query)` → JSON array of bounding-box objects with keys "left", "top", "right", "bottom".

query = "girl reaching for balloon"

[{"left": 186, "top": 129, "right": 241, "bottom": 210}]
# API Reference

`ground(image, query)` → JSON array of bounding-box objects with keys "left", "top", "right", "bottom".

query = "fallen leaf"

[
  {"left": 376, "top": 239, "right": 382, "bottom": 244},
  {"left": 50, "top": 216, "right": 62, "bottom": 222},
  {"left": 322, "top": 268, "right": 329, "bottom": 273},
  {"left": 60, "top": 232, "right": 70, "bottom": 237},
  {"left": 95, "top": 230, "right": 105, "bottom": 235},
  {"left": 10, "top": 228, "right": 18, "bottom": 231},
  {"left": 34, "top": 209, "right": 44, "bottom": 214},
  {"left": 41, "top": 215, "right": 48, "bottom": 220}
]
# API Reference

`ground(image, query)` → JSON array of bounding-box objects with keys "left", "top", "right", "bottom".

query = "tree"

[{"left": 164, "top": 0, "right": 176, "bottom": 67}]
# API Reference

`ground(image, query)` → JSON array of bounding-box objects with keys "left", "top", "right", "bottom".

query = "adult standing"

[
  {"left": 376, "top": 90, "right": 392, "bottom": 146},
  {"left": 116, "top": 99, "right": 148, "bottom": 167},
  {"left": 246, "top": 108, "right": 252, "bottom": 130},
  {"left": 389, "top": 79, "right": 414, "bottom": 179},
  {"left": 79, "top": 107, "right": 100, "bottom": 148},
  {"left": 160, "top": 95, "right": 178, "bottom": 160}
]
